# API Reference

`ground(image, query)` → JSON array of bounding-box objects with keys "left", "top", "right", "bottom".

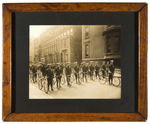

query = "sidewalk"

[{"left": 29, "top": 79, "right": 121, "bottom": 99}]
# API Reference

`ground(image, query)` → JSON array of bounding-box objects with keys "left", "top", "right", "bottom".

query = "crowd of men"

[{"left": 30, "top": 60, "right": 115, "bottom": 92}]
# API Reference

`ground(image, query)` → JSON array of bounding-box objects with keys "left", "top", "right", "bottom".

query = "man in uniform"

[
  {"left": 95, "top": 62, "right": 100, "bottom": 79},
  {"left": 73, "top": 62, "right": 80, "bottom": 84},
  {"left": 46, "top": 64, "right": 54, "bottom": 91},
  {"left": 101, "top": 61, "right": 106, "bottom": 78},
  {"left": 36, "top": 62, "right": 43, "bottom": 83},
  {"left": 82, "top": 62, "right": 88, "bottom": 82},
  {"left": 108, "top": 60, "right": 115, "bottom": 85},
  {"left": 105, "top": 61, "right": 110, "bottom": 76},
  {"left": 40, "top": 62, "right": 47, "bottom": 78},
  {"left": 31, "top": 64, "right": 37, "bottom": 83},
  {"left": 65, "top": 63, "right": 72, "bottom": 87},
  {"left": 60, "top": 63, "right": 64, "bottom": 78},
  {"left": 89, "top": 61, "right": 95, "bottom": 80},
  {"left": 55, "top": 63, "right": 62, "bottom": 89},
  {"left": 80, "top": 62, "right": 84, "bottom": 82}
]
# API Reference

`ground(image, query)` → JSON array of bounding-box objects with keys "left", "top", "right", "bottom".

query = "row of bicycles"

[{"left": 30, "top": 68, "right": 121, "bottom": 94}]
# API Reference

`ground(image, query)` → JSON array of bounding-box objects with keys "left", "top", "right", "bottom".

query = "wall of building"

[
  {"left": 103, "top": 25, "right": 121, "bottom": 59},
  {"left": 70, "top": 26, "right": 82, "bottom": 64},
  {"left": 33, "top": 26, "right": 82, "bottom": 64},
  {"left": 82, "top": 25, "right": 107, "bottom": 61},
  {"left": 103, "top": 25, "right": 121, "bottom": 68}
]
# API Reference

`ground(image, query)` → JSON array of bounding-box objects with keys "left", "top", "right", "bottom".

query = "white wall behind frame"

[{"left": 0, "top": 0, "right": 149, "bottom": 124}]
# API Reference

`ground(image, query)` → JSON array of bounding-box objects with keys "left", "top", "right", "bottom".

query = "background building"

[
  {"left": 82, "top": 25, "right": 121, "bottom": 68},
  {"left": 31, "top": 25, "right": 121, "bottom": 68},
  {"left": 103, "top": 25, "right": 121, "bottom": 68},
  {"left": 33, "top": 26, "right": 82, "bottom": 64},
  {"left": 33, "top": 38, "right": 42, "bottom": 63}
]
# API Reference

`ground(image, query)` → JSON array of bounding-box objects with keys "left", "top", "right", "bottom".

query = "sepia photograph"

[{"left": 29, "top": 25, "right": 121, "bottom": 99}]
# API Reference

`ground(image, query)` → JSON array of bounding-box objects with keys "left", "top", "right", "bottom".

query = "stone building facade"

[
  {"left": 31, "top": 25, "right": 121, "bottom": 68},
  {"left": 82, "top": 25, "right": 121, "bottom": 68},
  {"left": 34, "top": 26, "right": 82, "bottom": 64}
]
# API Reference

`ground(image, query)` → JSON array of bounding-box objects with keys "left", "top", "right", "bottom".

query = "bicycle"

[
  {"left": 112, "top": 69, "right": 121, "bottom": 87},
  {"left": 61, "top": 75, "right": 66, "bottom": 85},
  {"left": 78, "top": 72, "right": 84, "bottom": 82},
  {"left": 53, "top": 74, "right": 66, "bottom": 89},
  {"left": 99, "top": 71, "right": 108, "bottom": 85},
  {"left": 112, "top": 76, "right": 121, "bottom": 87},
  {"left": 43, "top": 77, "right": 49, "bottom": 93},
  {"left": 37, "top": 75, "right": 49, "bottom": 94},
  {"left": 37, "top": 71, "right": 43, "bottom": 90}
]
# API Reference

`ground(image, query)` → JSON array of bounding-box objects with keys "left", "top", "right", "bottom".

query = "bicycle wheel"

[
  {"left": 112, "top": 77, "right": 120, "bottom": 87},
  {"left": 44, "top": 79, "right": 49, "bottom": 94},
  {"left": 78, "top": 73, "right": 83, "bottom": 83},
  {"left": 70, "top": 75, "right": 75, "bottom": 83},
  {"left": 99, "top": 73, "right": 107, "bottom": 84},
  {"left": 38, "top": 79, "right": 43, "bottom": 90},
  {"left": 79, "top": 76, "right": 83, "bottom": 83},
  {"left": 61, "top": 76, "right": 66, "bottom": 85}
]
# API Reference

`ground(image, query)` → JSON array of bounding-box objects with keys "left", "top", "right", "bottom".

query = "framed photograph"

[{"left": 3, "top": 3, "right": 147, "bottom": 121}]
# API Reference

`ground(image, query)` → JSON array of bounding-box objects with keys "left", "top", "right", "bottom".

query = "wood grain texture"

[
  {"left": 3, "top": 3, "right": 145, "bottom": 12},
  {"left": 2, "top": 3, "right": 148, "bottom": 121},
  {"left": 2, "top": 4, "right": 12, "bottom": 121},
  {"left": 138, "top": 4, "right": 148, "bottom": 120},
  {"left": 4, "top": 113, "right": 145, "bottom": 121}
]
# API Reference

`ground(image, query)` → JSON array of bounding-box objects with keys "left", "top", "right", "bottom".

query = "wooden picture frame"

[{"left": 3, "top": 3, "right": 147, "bottom": 121}]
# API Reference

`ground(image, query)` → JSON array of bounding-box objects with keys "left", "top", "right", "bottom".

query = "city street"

[
  {"left": 29, "top": 79, "right": 121, "bottom": 99},
  {"left": 29, "top": 25, "right": 121, "bottom": 100}
]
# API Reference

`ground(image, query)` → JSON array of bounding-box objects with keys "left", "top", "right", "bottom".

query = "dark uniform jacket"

[
  {"left": 46, "top": 68, "right": 54, "bottom": 80},
  {"left": 101, "top": 64, "right": 106, "bottom": 71},
  {"left": 90, "top": 65, "right": 94, "bottom": 72},
  {"left": 108, "top": 64, "right": 115, "bottom": 74},
  {"left": 65, "top": 66, "right": 72, "bottom": 76},
  {"left": 55, "top": 67, "right": 61, "bottom": 77},
  {"left": 60, "top": 65, "right": 64, "bottom": 74},
  {"left": 82, "top": 65, "right": 88, "bottom": 73},
  {"left": 40, "top": 64, "right": 47, "bottom": 77},
  {"left": 32, "top": 65, "right": 37, "bottom": 74},
  {"left": 74, "top": 66, "right": 80, "bottom": 73},
  {"left": 95, "top": 65, "right": 100, "bottom": 72}
]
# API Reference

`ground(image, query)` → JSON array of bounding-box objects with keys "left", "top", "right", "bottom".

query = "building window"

[
  {"left": 85, "top": 43, "right": 90, "bottom": 58},
  {"left": 85, "top": 26, "right": 89, "bottom": 39},
  {"left": 105, "top": 31, "right": 120, "bottom": 55}
]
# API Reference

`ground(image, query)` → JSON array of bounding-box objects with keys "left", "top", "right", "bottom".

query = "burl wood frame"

[{"left": 3, "top": 3, "right": 147, "bottom": 121}]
